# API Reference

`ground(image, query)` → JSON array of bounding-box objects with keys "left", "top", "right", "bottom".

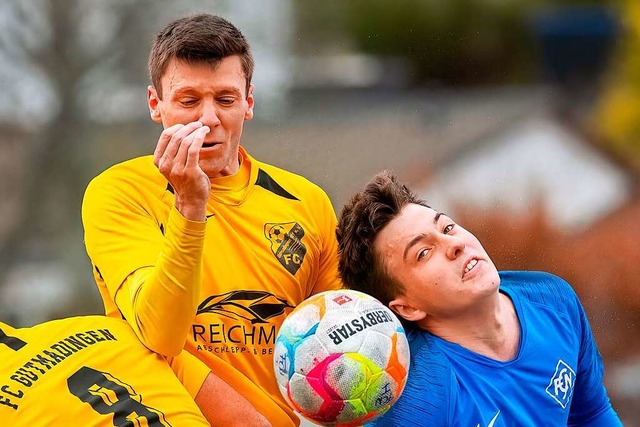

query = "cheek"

[
  {"left": 226, "top": 108, "right": 249, "bottom": 125},
  {"left": 162, "top": 110, "right": 194, "bottom": 127},
  {"left": 429, "top": 266, "right": 454, "bottom": 285}
]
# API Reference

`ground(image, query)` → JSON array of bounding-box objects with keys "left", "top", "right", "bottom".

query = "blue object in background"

[{"left": 530, "top": 5, "right": 620, "bottom": 87}]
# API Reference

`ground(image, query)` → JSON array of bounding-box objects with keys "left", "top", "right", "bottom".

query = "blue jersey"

[{"left": 372, "top": 271, "right": 621, "bottom": 427}]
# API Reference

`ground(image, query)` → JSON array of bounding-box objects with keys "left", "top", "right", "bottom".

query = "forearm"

[
  {"left": 169, "top": 350, "right": 273, "bottom": 427},
  {"left": 195, "top": 373, "right": 272, "bottom": 427},
  {"left": 117, "top": 207, "right": 206, "bottom": 356}
]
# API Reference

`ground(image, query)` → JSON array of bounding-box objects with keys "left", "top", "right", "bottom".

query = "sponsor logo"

[
  {"left": 332, "top": 294, "right": 352, "bottom": 305},
  {"left": 264, "top": 222, "right": 307, "bottom": 275},
  {"left": 476, "top": 410, "right": 501, "bottom": 427},
  {"left": 546, "top": 359, "right": 576, "bottom": 409},
  {"left": 326, "top": 309, "right": 395, "bottom": 345},
  {"left": 197, "top": 290, "right": 293, "bottom": 324},
  {"left": 194, "top": 290, "right": 293, "bottom": 356}
]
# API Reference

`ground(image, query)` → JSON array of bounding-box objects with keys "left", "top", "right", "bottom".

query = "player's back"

[{"left": 0, "top": 315, "right": 209, "bottom": 426}]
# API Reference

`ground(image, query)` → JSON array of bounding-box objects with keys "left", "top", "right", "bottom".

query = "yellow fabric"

[
  {"left": 82, "top": 146, "right": 342, "bottom": 425},
  {"left": 167, "top": 350, "right": 211, "bottom": 399},
  {"left": 0, "top": 316, "right": 209, "bottom": 426},
  {"left": 83, "top": 170, "right": 207, "bottom": 357}
]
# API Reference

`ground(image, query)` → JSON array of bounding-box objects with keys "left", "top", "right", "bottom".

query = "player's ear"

[
  {"left": 389, "top": 297, "right": 426, "bottom": 323},
  {"left": 244, "top": 84, "right": 254, "bottom": 121},
  {"left": 148, "top": 85, "right": 162, "bottom": 123}
]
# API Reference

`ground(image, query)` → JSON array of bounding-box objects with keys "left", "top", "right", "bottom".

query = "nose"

[
  {"left": 445, "top": 235, "right": 465, "bottom": 260},
  {"left": 199, "top": 101, "right": 221, "bottom": 128}
]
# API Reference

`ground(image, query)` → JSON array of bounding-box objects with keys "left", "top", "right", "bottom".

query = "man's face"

[
  {"left": 148, "top": 55, "right": 254, "bottom": 179},
  {"left": 374, "top": 203, "right": 500, "bottom": 322}
]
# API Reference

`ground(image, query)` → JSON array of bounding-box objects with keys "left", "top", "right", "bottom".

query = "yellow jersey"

[
  {"left": 82, "top": 146, "right": 342, "bottom": 425},
  {"left": 0, "top": 316, "right": 209, "bottom": 426}
]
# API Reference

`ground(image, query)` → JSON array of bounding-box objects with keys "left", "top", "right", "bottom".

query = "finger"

[
  {"left": 185, "top": 126, "right": 210, "bottom": 169},
  {"left": 154, "top": 124, "right": 184, "bottom": 166},
  {"left": 155, "top": 121, "right": 203, "bottom": 167},
  {"left": 162, "top": 121, "right": 203, "bottom": 163},
  {"left": 173, "top": 125, "right": 208, "bottom": 169}
]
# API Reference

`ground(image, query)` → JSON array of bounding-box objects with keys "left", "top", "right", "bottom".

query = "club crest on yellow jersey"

[{"left": 264, "top": 222, "right": 307, "bottom": 275}]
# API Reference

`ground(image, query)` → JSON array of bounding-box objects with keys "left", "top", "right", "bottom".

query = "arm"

[
  {"left": 567, "top": 292, "right": 622, "bottom": 426},
  {"left": 113, "top": 208, "right": 206, "bottom": 356},
  {"left": 309, "top": 189, "right": 343, "bottom": 296},
  {"left": 169, "top": 350, "right": 290, "bottom": 427},
  {"left": 84, "top": 196, "right": 207, "bottom": 356},
  {"left": 168, "top": 350, "right": 272, "bottom": 426},
  {"left": 195, "top": 373, "right": 271, "bottom": 427},
  {"left": 83, "top": 124, "right": 211, "bottom": 356}
]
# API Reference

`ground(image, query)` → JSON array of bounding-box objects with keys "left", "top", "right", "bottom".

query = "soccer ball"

[
  {"left": 268, "top": 224, "right": 286, "bottom": 244},
  {"left": 273, "top": 289, "right": 410, "bottom": 426}
]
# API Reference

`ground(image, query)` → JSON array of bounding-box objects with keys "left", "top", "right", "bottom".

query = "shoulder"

[
  {"left": 84, "top": 156, "right": 167, "bottom": 205},
  {"left": 34, "top": 315, "right": 129, "bottom": 334},
  {"left": 14, "top": 316, "right": 135, "bottom": 348},
  {"left": 405, "top": 329, "right": 453, "bottom": 391},
  {"left": 499, "top": 271, "right": 579, "bottom": 310},
  {"left": 87, "top": 156, "right": 160, "bottom": 188},
  {"left": 250, "top": 154, "right": 332, "bottom": 204}
]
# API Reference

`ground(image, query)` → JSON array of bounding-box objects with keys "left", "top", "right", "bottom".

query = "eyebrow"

[
  {"left": 402, "top": 212, "right": 442, "bottom": 262},
  {"left": 402, "top": 233, "right": 426, "bottom": 262},
  {"left": 172, "top": 86, "right": 242, "bottom": 97}
]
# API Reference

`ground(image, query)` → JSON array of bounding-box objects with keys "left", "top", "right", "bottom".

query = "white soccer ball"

[{"left": 274, "top": 289, "right": 410, "bottom": 426}]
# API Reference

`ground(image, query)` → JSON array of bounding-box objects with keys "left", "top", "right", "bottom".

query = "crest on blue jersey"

[
  {"left": 264, "top": 222, "right": 307, "bottom": 275},
  {"left": 546, "top": 359, "right": 576, "bottom": 409}
]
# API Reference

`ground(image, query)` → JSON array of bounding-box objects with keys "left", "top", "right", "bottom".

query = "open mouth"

[
  {"left": 463, "top": 259, "right": 479, "bottom": 278},
  {"left": 202, "top": 142, "right": 220, "bottom": 148}
]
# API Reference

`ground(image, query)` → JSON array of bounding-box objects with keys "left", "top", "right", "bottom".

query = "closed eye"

[
  {"left": 179, "top": 98, "right": 198, "bottom": 107},
  {"left": 218, "top": 97, "right": 235, "bottom": 105}
]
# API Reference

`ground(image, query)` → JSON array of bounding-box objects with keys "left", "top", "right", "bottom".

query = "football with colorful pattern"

[{"left": 273, "top": 289, "right": 410, "bottom": 426}]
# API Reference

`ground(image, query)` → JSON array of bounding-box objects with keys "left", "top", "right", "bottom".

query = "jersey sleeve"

[
  {"left": 309, "top": 188, "right": 343, "bottom": 296},
  {"left": 83, "top": 172, "right": 206, "bottom": 356},
  {"left": 567, "top": 286, "right": 622, "bottom": 426},
  {"left": 167, "top": 350, "right": 211, "bottom": 399}
]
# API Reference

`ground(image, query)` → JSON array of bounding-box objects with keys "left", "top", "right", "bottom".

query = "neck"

[{"left": 423, "top": 293, "right": 520, "bottom": 362}]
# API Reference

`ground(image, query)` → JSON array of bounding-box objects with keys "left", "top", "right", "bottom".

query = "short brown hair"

[
  {"left": 148, "top": 13, "right": 254, "bottom": 98},
  {"left": 337, "top": 171, "right": 430, "bottom": 308}
]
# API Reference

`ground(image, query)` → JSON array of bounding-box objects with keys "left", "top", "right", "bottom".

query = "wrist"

[{"left": 175, "top": 199, "right": 207, "bottom": 222}]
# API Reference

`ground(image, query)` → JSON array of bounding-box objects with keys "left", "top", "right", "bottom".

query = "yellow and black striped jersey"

[
  {"left": 82, "top": 146, "right": 342, "bottom": 425},
  {"left": 0, "top": 315, "right": 209, "bottom": 426}
]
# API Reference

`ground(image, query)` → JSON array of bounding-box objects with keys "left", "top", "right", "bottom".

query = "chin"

[
  {"left": 488, "top": 270, "right": 501, "bottom": 290},
  {"left": 200, "top": 160, "right": 225, "bottom": 176},
  {"left": 474, "top": 266, "right": 500, "bottom": 292}
]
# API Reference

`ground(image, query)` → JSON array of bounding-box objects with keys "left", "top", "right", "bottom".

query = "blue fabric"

[{"left": 370, "top": 271, "right": 622, "bottom": 427}]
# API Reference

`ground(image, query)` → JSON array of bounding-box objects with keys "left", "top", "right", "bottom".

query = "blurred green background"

[{"left": 0, "top": 0, "right": 637, "bottom": 424}]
